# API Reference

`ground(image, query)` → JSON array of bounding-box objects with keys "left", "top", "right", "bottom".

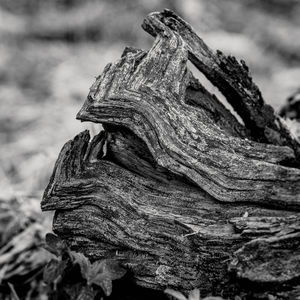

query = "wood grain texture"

[
  {"left": 143, "top": 9, "right": 300, "bottom": 159},
  {"left": 76, "top": 13, "right": 300, "bottom": 208},
  {"left": 42, "top": 10, "right": 300, "bottom": 298},
  {"left": 42, "top": 128, "right": 300, "bottom": 295}
]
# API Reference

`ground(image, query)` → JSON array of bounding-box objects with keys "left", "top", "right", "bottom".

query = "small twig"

[
  {"left": 8, "top": 282, "right": 20, "bottom": 300},
  {"left": 182, "top": 231, "right": 201, "bottom": 238}
]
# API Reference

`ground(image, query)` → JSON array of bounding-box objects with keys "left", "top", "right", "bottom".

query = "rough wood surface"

[
  {"left": 76, "top": 13, "right": 300, "bottom": 208},
  {"left": 42, "top": 127, "right": 300, "bottom": 295},
  {"left": 142, "top": 10, "right": 300, "bottom": 159},
  {"left": 42, "top": 9, "right": 300, "bottom": 299}
]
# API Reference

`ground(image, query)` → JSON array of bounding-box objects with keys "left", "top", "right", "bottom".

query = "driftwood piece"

[
  {"left": 76, "top": 12, "right": 300, "bottom": 208},
  {"left": 142, "top": 10, "right": 300, "bottom": 159},
  {"left": 42, "top": 10, "right": 300, "bottom": 298}
]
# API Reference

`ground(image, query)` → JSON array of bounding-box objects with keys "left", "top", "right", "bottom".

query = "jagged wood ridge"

[
  {"left": 76, "top": 11, "right": 300, "bottom": 209},
  {"left": 143, "top": 9, "right": 300, "bottom": 159},
  {"left": 42, "top": 9, "right": 300, "bottom": 298}
]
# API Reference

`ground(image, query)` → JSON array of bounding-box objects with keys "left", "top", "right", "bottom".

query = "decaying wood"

[
  {"left": 42, "top": 9, "right": 300, "bottom": 298},
  {"left": 76, "top": 12, "right": 300, "bottom": 208},
  {"left": 142, "top": 10, "right": 300, "bottom": 159}
]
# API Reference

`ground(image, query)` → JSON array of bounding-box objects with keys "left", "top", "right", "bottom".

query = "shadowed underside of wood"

[
  {"left": 42, "top": 9, "right": 300, "bottom": 298},
  {"left": 142, "top": 9, "right": 300, "bottom": 158},
  {"left": 41, "top": 128, "right": 300, "bottom": 294}
]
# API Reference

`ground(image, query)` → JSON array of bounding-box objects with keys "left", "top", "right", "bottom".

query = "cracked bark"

[{"left": 42, "top": 9, "right": 300, "bottom": 299}]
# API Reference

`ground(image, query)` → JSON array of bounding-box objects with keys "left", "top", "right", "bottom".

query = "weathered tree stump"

[{"left": 41, "top": 10, "right": 300, "bottom": 299}]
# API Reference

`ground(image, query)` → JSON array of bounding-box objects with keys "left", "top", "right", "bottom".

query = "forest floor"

[{"left": 0, "top": 0, "right": 300, "bottom": 299}]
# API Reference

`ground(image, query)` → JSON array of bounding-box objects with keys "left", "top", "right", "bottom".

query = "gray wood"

[{"left": 42, "top": 10, "right": 300, "bottom": 298}]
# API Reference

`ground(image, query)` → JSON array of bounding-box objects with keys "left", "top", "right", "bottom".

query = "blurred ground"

[{"left": 1, "top": 0, "right": 300, "bottom": 201}]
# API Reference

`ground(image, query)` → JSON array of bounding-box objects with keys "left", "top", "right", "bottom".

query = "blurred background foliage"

[{"left": 1, "top": 0, "right": 300, "bottom": 200}]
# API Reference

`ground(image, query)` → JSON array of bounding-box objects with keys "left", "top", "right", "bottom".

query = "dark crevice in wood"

[{"left": 103, "top": 124, "right": 198, "bottom": 187}]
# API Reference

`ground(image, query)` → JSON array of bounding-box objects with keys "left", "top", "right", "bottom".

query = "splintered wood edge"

[
  {"left": 75, "top": 16, "right": 300, "bottom": 208},
  {"left": 144, "top": 9, "right": 300, "bottom": 160},
  {"left": 41, "top": 9, "right": 300, "bottom": 295}
]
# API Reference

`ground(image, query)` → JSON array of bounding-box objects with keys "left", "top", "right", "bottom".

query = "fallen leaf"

[
  {"left": 189, "top": 289, "right": 200, "bottom": 300},
  {"left": 165, "top": 288, "right": 187, "bottom": 300}
]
